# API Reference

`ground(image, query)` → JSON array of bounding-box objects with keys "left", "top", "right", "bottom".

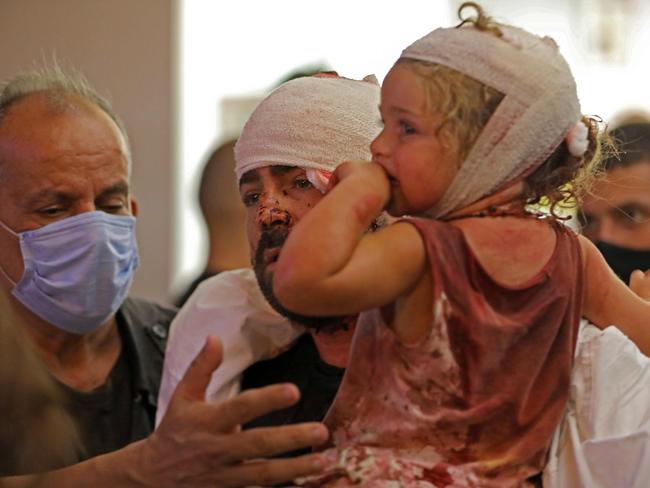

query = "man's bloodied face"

[{"left": 239, "top": 165, "right": 351, "bottom": 331}]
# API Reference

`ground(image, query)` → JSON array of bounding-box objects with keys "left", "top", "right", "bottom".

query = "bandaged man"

[{"left": 157, "top": 75, "right": 381, "bottom": 443}]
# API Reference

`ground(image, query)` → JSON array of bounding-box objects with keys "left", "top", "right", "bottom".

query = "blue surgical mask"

[{"left": 0, "top": 211, "right": 139, "bottom": 334}]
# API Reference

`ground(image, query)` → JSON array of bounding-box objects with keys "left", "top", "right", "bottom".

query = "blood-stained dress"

[{"left": 301, "top": 218, "right": 583, "bottom": 487}]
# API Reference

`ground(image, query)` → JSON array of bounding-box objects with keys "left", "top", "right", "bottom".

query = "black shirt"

[
  {"left": 57, "top": 297, "right": 176, "bottom": 463},
  {"left": 60, "top": 348, "right": 133, "bottom": 458},
  {"left": 241, "top": 333, "right": 344, "bottom": 457}
]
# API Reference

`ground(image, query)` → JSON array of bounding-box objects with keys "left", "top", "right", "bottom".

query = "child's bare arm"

[
  {"left": 581, "top": 235, "right": 650, "bottom": 355},
  {"left": 274, "top": 161, "right": 426, "bottom": 316}
]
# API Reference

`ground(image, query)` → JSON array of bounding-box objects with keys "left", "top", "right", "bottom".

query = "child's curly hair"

[{"left": 398, "top": 2, "right": 613, "bottom": 216}]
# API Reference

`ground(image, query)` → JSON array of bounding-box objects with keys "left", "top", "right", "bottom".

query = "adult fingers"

[
  {"left": 173, "top": 335, "right": 224, "bottom": 402},
  {"left": 211, "top": 383, "right": 301, "bottom": 431},
  {"left": 630, "top": 269, "right": 644, "bottom": 284},
  {"left": 216, "top": 453, "right": 327, "bottom": 488},
  {"left": 218, "top": 423, "right": 329, "bottom": 464}
]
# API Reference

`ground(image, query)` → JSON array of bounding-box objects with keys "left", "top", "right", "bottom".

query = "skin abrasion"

[{"left": 351, "top": 192, "right": 386, "bottom": 228}]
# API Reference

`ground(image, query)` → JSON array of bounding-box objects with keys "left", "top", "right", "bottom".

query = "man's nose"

[
  {"left": 596, "top": 217, "right": 619, "bottom": 244},
  {"left": 256, "top": 193, "right": 293, "bottom": 228},
  {"left": 257, "top": 206, "right": 293, "bottom": 227}
]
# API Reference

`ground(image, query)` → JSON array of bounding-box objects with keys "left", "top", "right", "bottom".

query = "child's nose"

[{"left": 371, "top": 129, "right": 389, "bottom": 163}]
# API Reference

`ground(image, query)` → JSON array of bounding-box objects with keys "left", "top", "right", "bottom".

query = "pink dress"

[{"left": 302, "top": 218, "right": 583, "bottom": 487}]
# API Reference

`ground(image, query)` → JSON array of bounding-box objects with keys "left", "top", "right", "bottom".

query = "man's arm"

[{"left": 2, "top": 336, "right": 327, "bottom": 488}]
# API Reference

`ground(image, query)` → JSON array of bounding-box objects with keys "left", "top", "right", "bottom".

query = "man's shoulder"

[
  {"left": 192, "top": 268, "right": 263, "bottom": 306},
  {"left": 118, "top": 296, "right": 178, "bottom": 353}
]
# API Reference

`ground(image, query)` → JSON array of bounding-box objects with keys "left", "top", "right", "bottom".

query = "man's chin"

[
  {"left": 255, "top": 268, "right": 351, "bottom": 333},
  {"left": 253, "top": 229, "right": 353, "bottom": 333}
]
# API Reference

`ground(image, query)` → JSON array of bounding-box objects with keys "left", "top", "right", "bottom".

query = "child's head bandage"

[
  {"left": 400, "top": 24, "right": 582, "bottom": 218},
  {"left": 235, "top": 76, "right": 381, "bottom": 184}
]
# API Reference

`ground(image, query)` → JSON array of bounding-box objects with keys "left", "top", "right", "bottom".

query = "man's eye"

[
  {"left": 294, "top": 178, "right": 313, "bottom": 190},
  {"left": 242, "top": 192, "right": 260, "bottom": 207},
  {"left": 40, "top": 206, "right": 64, "bottom": 217},
  {"left": 615, "top": 205, "right": 650, "bottom": 224},
  {"left": 101, "top": 204, "right": 126, "bottom": 214}
]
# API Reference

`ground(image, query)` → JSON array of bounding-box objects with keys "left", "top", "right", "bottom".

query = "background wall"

[{"left": 0, "top": 0, "right": 176, "bottom": 305}]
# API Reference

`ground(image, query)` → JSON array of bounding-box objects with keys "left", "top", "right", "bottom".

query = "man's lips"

[{"left": 263, "top": 247, "right": 281, "bottom": 267}]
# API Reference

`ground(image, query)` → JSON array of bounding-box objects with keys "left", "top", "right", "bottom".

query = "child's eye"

[
  {"left": 400, "top": 121, "right": 416, "bottom": 135},
  {"left": 241, "top": 192, "right": 260, "bottom": 207},
  {"left": 294, "top": 178, "right": 313, "bottom": 190}
]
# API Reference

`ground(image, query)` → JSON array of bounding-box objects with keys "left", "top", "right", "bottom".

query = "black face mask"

[{"left": 596, "top": 241, "right": 650, "bottom": 285}]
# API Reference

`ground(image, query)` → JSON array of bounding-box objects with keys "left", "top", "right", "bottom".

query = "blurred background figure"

[
  {"left": 176, "top": 139, "right": 249, "bottom": 306},
  {"left": 0, "top": 290, "right": 79, "bottom": 475},
  {"left": 579, "top": 119, "right": 650, "bottom": 284}
]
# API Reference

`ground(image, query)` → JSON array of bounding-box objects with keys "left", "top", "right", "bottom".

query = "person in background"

[
  {"left": 547, "top": 123, "right": 650, "bottom": 487},
  {"left": 0, "top": 64, "right": 327, "bottom": 487},
  {"left": 176, "top": 139, "right": 249, "bottom": 306},
  {"left": 579, "top": 121, "right": 650, "bottom": 288},
  {"left": 157, "top": 74, "right": 382, "bottom": 441}
]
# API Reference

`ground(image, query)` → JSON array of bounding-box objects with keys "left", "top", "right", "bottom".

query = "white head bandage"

[
  {"left": 400, "top": 25, "right": 582, "bottom": 218},
  {"left": 235, "top": 76, "right": 381, "bottom": 185}
]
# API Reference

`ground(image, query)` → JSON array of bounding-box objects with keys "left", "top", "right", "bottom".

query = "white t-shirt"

[
  {"left": 156, "top": 269, "right": 302, "bottom": 426},
  {"left": 543, "top": 320, "right": 650, "bottom": 487}
]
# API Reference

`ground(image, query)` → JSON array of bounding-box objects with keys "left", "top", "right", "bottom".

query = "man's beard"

[{"left": 253, "top": 226, "right": 352, "bottom": 333}]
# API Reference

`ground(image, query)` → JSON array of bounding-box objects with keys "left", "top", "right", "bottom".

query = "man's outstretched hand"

[{"left": 137, "top": 336, "right": 329, "bottom": 487}]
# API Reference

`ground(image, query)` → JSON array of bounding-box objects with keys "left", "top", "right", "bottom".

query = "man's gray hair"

[{"left": 0, "top": 63, "right": 131, "bottom": 156}]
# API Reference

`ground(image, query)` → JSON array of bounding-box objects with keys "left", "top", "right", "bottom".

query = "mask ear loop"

[{"left": 0, "top": 218, "right": 19, "bottom": 286}]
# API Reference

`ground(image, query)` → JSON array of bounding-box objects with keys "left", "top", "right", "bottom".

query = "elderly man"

[
  {"left": 158, "top": 75, "right": 381, "bottom": 439},
  {"left": 0, "top": 66, "right": 327, "bottom": 487}
]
